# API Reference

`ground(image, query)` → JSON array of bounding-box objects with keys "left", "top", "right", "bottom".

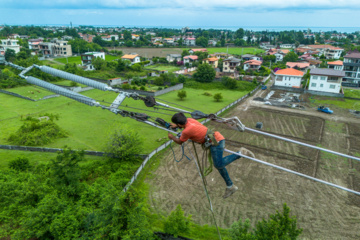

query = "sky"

[{"left": 1, "top": 0, "right": 360, "bottom": 31}]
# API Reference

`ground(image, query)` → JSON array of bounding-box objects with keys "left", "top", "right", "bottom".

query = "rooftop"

[
  {"left": 286, "top": 62, "right": 310, "bottom": 69},
  {"left": 244, "top": 60, "right": 262, "bottom": 66},
  {"left": 327, "top": 60, "right": 343, "bottom": 66},
  {"left": 121, "top": 54, "right": 139, "bottom": 59},
  {"left": 310, "top": 68, "right": 345, "bottom": 77},
  {"left": 275, "top": 68, "right": 304, "bottom": 76}
]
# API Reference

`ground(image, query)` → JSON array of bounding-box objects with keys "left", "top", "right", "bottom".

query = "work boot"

[
  {"left": 239, "top": 147, "right": 255, "bottom": 158},
  {"left": 223, "top": 185, "right": 238, "bottom": 199}
]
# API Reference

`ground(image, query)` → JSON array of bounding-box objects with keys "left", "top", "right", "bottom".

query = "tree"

[
  {"left": 5, "top": 49, "right": 16, "bottom": 61},
  {"left": 104, "top": 127, "right": 144, "bottom": 161},
  {"left": 213, "top": 93, "right": 223, "bottom": 102},
  {"left": 164, "top": 205, "right": 192, "bottom": 238},
  {"left": 116, "top": 59, "right": 127, "bottom": 72},
  {"left": 235, "top": 28, "right": 245, "bottom": 39},
  {"left": 123, "top": 30, "right": 132, "bottom": 41},
  {"left": 229, "top": 203, "right": 303, "bottom": 240},
  {"left": 92, "top": 56, "right": 106, "bottom": 70},
  {"left": 177, "top": 90, "right": 187, "bottom": 100},
  {"left": 222, "top": 76, "right": 238, "bottom": 89},
  {"left": 283, "top": 51, "right": 299, "bottom": 63},
  {"left": 193, "top": 63, "right": 216, "bottom": 83},
  {"left": 181, "top": 49, "right": 190, "bottom": 58},
  {"left": 196, "top": 36, "right": 208, "bottom": 47}
]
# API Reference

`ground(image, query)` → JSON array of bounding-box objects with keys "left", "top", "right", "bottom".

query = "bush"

[
  {"left": 213, "top": 93, "right": 223, "bottom": 102},
  {"left": 177, "top": 90, "right": 187, "bottom": 100},
  {"left": 9, "top": 157, "right": 31, "bottom": 172},
  {"left": 222, "top": 76, "right": 238, "bottom": 89},
  {"left": 157, "top": 87, "right": 163, "bottom": 90},
  {"left": 122, "top": 83, "right": 131, "bottom": 89},
  {"left": 8, "top": 116, "right": 67, "bottom": 146},
  {"left": 164, "top": 205, "right": 192, "bottom": 237},
  {"left": 140, "top": 86, "right": 146, "bottom": 91},
  {"left": 203, "top": 92, "right": 212, "bottom": 96}
]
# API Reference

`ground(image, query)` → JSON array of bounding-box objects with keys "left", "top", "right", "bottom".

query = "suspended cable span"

[
  {"left": 224, "top": 148, "right": 360, "bottom": 196},
  {"left": 244, "top": 127, "right": 360, "bottom": 162},
  {"left": 35, "top": 65, "right": 116, "bottom": 92},
  {"left": 155, "top": 98, "right": 197, "bottom": 111},
  {"left": 156, "top": 101, "right": 192, "bottom": 114}
]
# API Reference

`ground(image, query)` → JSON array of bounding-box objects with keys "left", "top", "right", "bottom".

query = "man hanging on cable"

[{"left": 167, "top": 112, "right": 254, "bottom": 198}]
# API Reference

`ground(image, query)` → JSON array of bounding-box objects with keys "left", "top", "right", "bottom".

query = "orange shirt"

[{"left": 179, "top": 118, "right": 225, "bottom": 144}]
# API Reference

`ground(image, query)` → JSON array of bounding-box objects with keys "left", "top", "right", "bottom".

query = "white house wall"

[
  {"left": 274, "top": 75, "right": 302, "bottom": 87},
  {"left": 308, "top": 75, "right": 341, "bottom": 93}
]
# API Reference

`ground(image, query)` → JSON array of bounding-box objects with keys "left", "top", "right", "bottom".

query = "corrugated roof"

[
  {"left": 310, "top": 68, "right": 345, "bottom": 77},
  {"left": 275, "top": 68, "right": 304, "bottom": 76}
]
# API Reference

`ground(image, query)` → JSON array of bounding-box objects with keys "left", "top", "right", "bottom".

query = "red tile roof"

[
  {"left": 190, "top": 48, "right": 207, "bottom": 52},
  {"left": 286, "top": 62, "right": 310, "bottom": 68},
  {"left": 244, "top": 60, "right": 262, "bottom": 66},
  {"left": 327, "top": 60, "right": 343, "bottom": 66},
  {"left": 275, "top": 68, "right": 304, "bottom": 76},
  {"left": 184, "top": 55, "right": 198, "bottom": 60}
]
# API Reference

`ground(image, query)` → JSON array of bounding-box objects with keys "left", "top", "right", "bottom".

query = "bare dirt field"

[
  {"left": 109, "top": 47, "right": 183, "bottom": 58},
  {"left": 145, "top": 86, "right": 360, "bottom": 239}
]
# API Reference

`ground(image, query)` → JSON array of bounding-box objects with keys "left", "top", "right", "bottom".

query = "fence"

[
  {"left": 122, "top": 84, "right": 261, "bottom": 192},
  {"left": 0, "top": 89, "right": 35, "bottom": 101}
]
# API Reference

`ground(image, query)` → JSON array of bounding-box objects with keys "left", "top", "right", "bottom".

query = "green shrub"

[
  {"left": 122, "top": 83, "right": 131, "bottom": 90},
  {"left": 9, "top": 157, "right": 31, "bottom": 172},
  {"left": 177, "top": 90, "right": 187, "bottom": 100},
  {"left": 214, "top": 93, "right": 223, "bottom": 102},
  {"left": 203, "top": 92, "right": 212, "bottom": 96},
  {"left": 164, "top": 205, "right": 192, "bottom": 237}
]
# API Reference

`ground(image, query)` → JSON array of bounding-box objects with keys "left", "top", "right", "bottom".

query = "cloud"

[{"left": 3, "top": 0, "right": 360, "bottom": 10}]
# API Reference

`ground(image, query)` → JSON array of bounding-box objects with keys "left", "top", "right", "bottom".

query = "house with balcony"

[
  {"left": 183, "top": 55, "right": 198, "bottom": 66},
  {"left": 39, "top": 42, "right": 54, "bottom": 56},
  {"left": 223, "top": 58, "right": 241, "bottom": 73},
  {"left": 163, "top": 38, "right": 174, "bottom": 45},
  {"left": 121, "top": 53, "right": 140, "bottom": 64},
  {"left": 166, "top": 54, "right": 182, "bottom": 63},
  {"left": 327, "top": 60, "right": 343, "bottom": 71},
  {"left": 342, "top": 51, "right": 360, "bottom": 87},
  {"left": 184, "top": 37, "right": 196, "bottom": 46},
  {"left": 308, "top": 68, "right": 344, "bottom": 93},
  {"left": 81, "top": 52, "right": 105, "bottom": 70},
  {"left": 0, "top": 39, "right": 21, "bottom": 53},
  {"left": 203, "top": 57, "right": 218, "bottom": 68},
  {"left": 274, "top": 68, "right": 304, "bottom": 88},
  {"left": 307, "top": 45, "right": 343, "bottom": 59},
  {"left": 28, "top": 39, "right": 43, "bottom": 51},
  {"left": 243, "top": 59, "right": 262, "bottom": 71}
]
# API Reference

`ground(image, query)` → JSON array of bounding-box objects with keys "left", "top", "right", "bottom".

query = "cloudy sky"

[{"left": 1, "top": 0, "right": 360, "bottom": 30}]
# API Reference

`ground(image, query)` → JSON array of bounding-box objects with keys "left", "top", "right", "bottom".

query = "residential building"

[
  {"left": 81, "top": 52, "right": 105, "bottom": 71},
  {"left": 28, "top": 39, "right": 43, "bottom": 51},
  {"left": 327, "top": 60, "right": 343, "bottom": 71},
  {"left": 0, "top": 39, "right": 20, "bottom": 53},
  {"left": 39, "top": 42, "right": 54, "bottom": 56},
  {"left": 203, "top": 57, "right": 218, "bottom": 68},
  {"left": 241, "top": 54, "right": 257, "bottom": 61},
  {"left": 163, "top": 38, "right": 174, "bottom": 45},
  {"left": 274, "top": 68, "right": 304, "bottom": 88},
  {"left": 343, "top": 51, "right": 360, "bottom": 85},
  {"left": 183, "top": 55, "right": 198, "bottom": 66},
  {"left": 243, "top": 60, "right": 262, "bottom": 71},
  {"left": 151, "top": 37, "right": 162, "bottom": 43},
  {"left": 131, "top": 34, "right": 140, "bottom": 40},
  {"left": 101, "top": 34, "right": 119, "bottom": 41},
  {"left": 307, "top": 45, "right": 344, "bottom": 59},
  {"left": 223, "top": 58, "right": 241, "bottom": 73},
  {"left": 280, "top": 43, "right": 295, "bottom": 49},
  {"left": 211, "top": 52, "right": 229, "bottom": 59},
  {"left": 53, "top": 40, "right": 72, "bottom": 57},
  {"left": 208, "top": 39, "right": 217, "bottom": 46},
  {"left": 189, "top": 48, "right": 207, "bottom": 54},
  {"left": 121, "top": 53, "right": 140, "bottom": 64},
  {"left": 184, "top": 37, "right": 196, "bottom": 46},
  {"left": 309, "top": 68, "right": 344, "bottom": 93},
  {"left": 286, "top": 62, "right": 310, "bottom": 71},
  {"left": 79, "top": 33, "right": 95, "bottom": 43},
  {"left": 166, "top": 54, "right": 182, "bottom": 63}
]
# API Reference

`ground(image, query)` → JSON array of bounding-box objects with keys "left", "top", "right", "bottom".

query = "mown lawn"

[
  {"left": 310, "top": 97, "right": 360, "bottom": 111},
  {"left": 0, "top": 86, "right": 248, "bottom": 153},
  {"left": 145, "top": 64, "right": 182, "bottom": 72},
  {"left": 54, "top": 55, "right": 120, "bottom": 65},
  {"left": 207, "top": 47, "right": 264, "bottom": 55},
  {"left": 344, "top": 88, "right": 360, "bottom": 98}
]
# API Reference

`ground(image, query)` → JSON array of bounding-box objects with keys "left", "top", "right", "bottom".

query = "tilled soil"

[{"left": 146, "top": 105, "right": 360, "bottom": 240}]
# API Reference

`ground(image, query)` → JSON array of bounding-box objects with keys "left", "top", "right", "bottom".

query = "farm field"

[
  {"left": 145, "top": 64, "right": 181, "bottom": 72},
  {"left": 206, "top": 47, "right": 264, "bottom": 55},
  {"left": 0, "top": 86, "right": 248, "bottom": 153},
  {"left": 145, "top": 104, "right": 360, "bottom": 239}
]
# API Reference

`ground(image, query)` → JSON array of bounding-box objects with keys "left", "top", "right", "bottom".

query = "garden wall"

[{"left": 0, "top": 89, "right": 35, "bottom": 101}]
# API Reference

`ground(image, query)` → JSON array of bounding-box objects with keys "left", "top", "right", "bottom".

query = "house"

[
  {"left": 307, "top": 45, "right": 344, "bottom": 59},
  {"left": 342, "top": 50, "right": 360, "bottom": 85},
  {"left": 163, "top": 38, "right": 174, "bottom": 45},
  {"left": 39, "top": 42, "right": 54, "bottom": 56},
  {"left": 203, "top": 57, "right": 218, "bottom": 68},
  {"left": 28, "top": 39, "right": 43, "bottom": 51},
  {"left": 208, "top": 39, "right": 217, "bottom": 46},
  {"left": 121, "top": 53, "right": 141, "bottom": 64},
  {"left": 189, "top": 48, "right": 207, "bottom": 54},
  {"left": 241, "top": 54, "right": 257, "bottom": 61},
  {"left": 223, "top": 58, "right": 241, "bottom": 73},
  {"left": 166, "top": 54, "right": 182, "bottom": 63},
  {"left": 211, "top": 52, "right": 229, "bottom": 59},
  {"left": 286, "top": 62, "right": 310, "bottom": 71},
  {"left": 274, "top": 68, "right": 304, "bottom": 88},
  {"left": 81, "top": 52, "right": 105, "bottom": 71},
  {"left": 327, "top": 60, "right": 343, "bottom": 71},
  {"left": 308, "top": 59, "right": 322, "bottom": 68},
  {"left": 0, "top": 39, "right": 21, "bottom": 53},
  {"left": 151, "top": 37, "right": 162, "bottom": 43},
  {"left": 280, "top": 43, "right": 295, "bottom": 49},
  {"left": 131, "top": 34, "right": 140, "bottom": 40},
  {"left": 184, "top": 37, "right": 196, "bottom": 46},
  {"left": 79, "top": 33, "right": 95, "bottom": 43},
  {"left": 52, "top": 40, "right": 72, "bottom": 57},
  {"left": 308, "top": 68, "right": 345, "bottom": 93},
  {"left": 243, "top": 60, "right": 262, "bottom": 71},
  {"left": 102, "top": 34, "right": 119, "bottom": 41},
  {"left": 183, "top": 55, "right": 198, "bottom": 66},
  {"left": 0, "top": 54, "right": 5, "bottom": 64}
]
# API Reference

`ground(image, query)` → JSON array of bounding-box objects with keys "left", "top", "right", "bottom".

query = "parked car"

[{"left": 318, "top": 106, "right": 333, "bottom": 114}]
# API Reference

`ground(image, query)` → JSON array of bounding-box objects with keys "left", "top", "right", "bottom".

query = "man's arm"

[{"left": 168, "top": 133, "right": 184, "bottom": 145}]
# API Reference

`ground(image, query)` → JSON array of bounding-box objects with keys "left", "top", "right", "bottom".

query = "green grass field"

[
  {"left": 206, "top": 47, "right": 264, "bottom": 55},
  {"left": 310, "top": 97, "right": 360, "bottom": 111},
  {"left": 145, "top": 64, "right": 182, "bottom": 72},
  {"left": 54, "top": 55, "right": 120, "bottom": 65},
  {"left": 344, "top": 88, "right": 360, "bottom": 98},
  {"left": 0, "top": 86, "right": 248, "bottom": 154}
]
